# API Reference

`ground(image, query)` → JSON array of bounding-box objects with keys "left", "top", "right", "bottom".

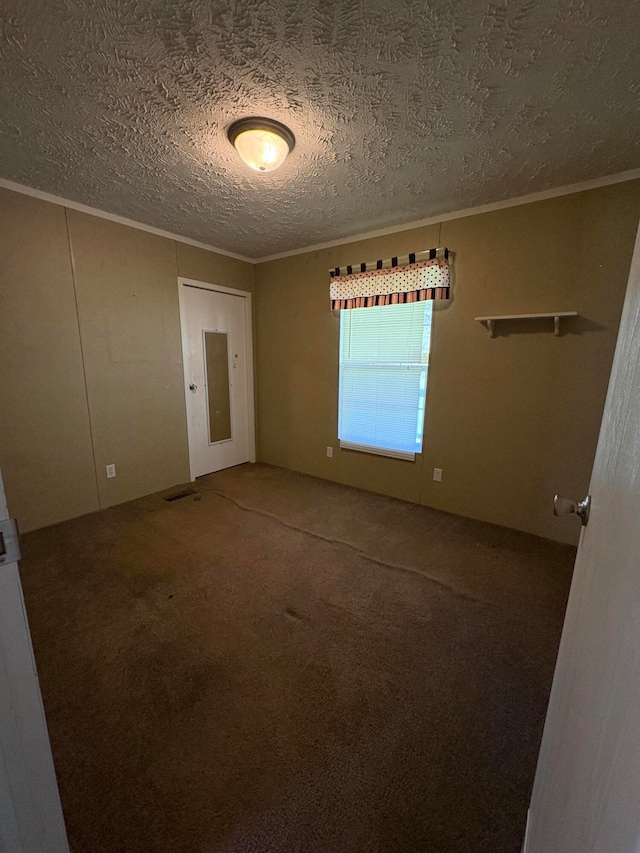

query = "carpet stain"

[{"left": 283, "top": 606, "right": 309, "bottom": 625}]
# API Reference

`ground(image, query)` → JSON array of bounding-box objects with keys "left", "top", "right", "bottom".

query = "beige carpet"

[{"left": 20, "top": 463, "right": 574, "bottom": 853}]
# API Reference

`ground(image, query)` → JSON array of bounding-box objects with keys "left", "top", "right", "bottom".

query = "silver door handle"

[
  {"left": 553, "top": 494, "right": 591, "bottom": 526},
  {"left": 189, "top": 384, "right": 197, "bottom": 392}
]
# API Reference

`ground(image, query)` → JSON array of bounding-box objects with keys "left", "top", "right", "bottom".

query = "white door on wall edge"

[
  {"left": 179, "top": 280, "right": 255, "bottom": 479},
  {"left": 0, "top": 468, "right": 69, "bottom": 853},
  {"left": 525, "top": 222, "right": 640, "bottom": 852}
]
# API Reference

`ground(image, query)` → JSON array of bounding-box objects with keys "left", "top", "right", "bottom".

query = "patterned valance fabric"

[{"left": 330, "top": 248, "right": 449, "bottom": 310}]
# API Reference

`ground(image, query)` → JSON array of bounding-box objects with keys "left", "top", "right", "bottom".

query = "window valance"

[{"left": 330, "top": 248, "right": 449, "bottom": 310}]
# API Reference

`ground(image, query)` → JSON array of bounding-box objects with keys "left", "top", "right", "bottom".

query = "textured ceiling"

[{"left": 0, "top": 0, "right": 638, "bottom": 259}]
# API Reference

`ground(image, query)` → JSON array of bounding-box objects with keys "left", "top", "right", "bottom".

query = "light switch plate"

[
  {"left": 433, "top": 467, "right": 442, "bottom": 482},
  {"left": 326, "top": 446, "right": 334, "bottom": 458},
  {"left": 106, "top": 464, "right": 116, "bottom": 479}
]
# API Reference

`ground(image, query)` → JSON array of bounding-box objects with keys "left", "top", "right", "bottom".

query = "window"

[{"left": 338, "top": 301, "right": 433, "bottom": 460}]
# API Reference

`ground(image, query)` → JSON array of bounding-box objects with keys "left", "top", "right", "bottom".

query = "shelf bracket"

[
  {"left": 554, "top": 315, "right": 560, "bottom": 336},
  {"left": 487, "top": 319, "right": 495, "bottom": 338}
]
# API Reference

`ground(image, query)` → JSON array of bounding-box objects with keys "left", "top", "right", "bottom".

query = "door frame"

[{"left": 177, "top": 277, "right": 256, "bottom": 481}]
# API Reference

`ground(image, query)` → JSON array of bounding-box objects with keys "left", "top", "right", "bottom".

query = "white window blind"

[{"left": 338, "top": 301, "right": 432, "bottom": 460}]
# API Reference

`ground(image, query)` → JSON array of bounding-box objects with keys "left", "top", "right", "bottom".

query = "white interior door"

[
  {"left": 179, "top": 281, "right": 254, "bottom": 479},
  {"left": 0, "top": 469, "right": 69, "bottom": 853},
  {"left": 525, "top": 222, "right": 640, "bottom": 852}
]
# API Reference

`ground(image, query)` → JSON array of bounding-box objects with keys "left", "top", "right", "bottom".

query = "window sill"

[{"left": 339, "top": 441, "right": 416, "bottom": 461}]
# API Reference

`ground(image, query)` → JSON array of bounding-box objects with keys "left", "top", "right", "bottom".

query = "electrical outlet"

[
  {"left": 326, "top": 446, "right": 334, "bottom": 458},
  {"left": 106, "top": 464, "right": 116, "bottom": 479},
  {"left": 433, "top": 467, "right": 442, "bottom": 482}
]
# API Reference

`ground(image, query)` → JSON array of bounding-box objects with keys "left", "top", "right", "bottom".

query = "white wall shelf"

[{"left": 475, "top": 312, "right": 578, "bottom": 337}]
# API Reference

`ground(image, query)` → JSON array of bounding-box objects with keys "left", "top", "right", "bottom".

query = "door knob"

[
  {"left": 553, "top": 494, "right": 591, "bottom": 526},
  {"left": 189, "top": 384, "right": 197, "bottom": 392}
]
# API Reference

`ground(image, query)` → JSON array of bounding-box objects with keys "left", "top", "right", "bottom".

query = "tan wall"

[
  {"left": 254, "top": 182, "right": 640, "bottom": 544},
  {"left": 2, "top": 180, "right": 638, "bottom": 541},
  {"left": 0, "top": 188, "right": 254, "bottom": 530},
  {"left": 67, "top": 213, "right": 190, "bottom": 509},
  {"left": 0, "top": 190, "right": 99, "bottom": 530},
  {"left": 176, "top": 241, "right": 254, "bottom": 293}
]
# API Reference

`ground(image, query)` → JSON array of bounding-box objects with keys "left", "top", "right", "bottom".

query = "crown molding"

[
  {"left": 255, "top": 168, "right": 640, "bottom": 263},
  {"left": 2, "top": 168, "right": 638, "bottom": 266},
  {"left": 0, "top": 178, "right": 254, "bottom": 263}
]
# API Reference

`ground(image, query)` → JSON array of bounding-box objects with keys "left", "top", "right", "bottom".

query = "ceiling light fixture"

[{"left": 227, "top": 117, "right": 295, "bottom": 173}]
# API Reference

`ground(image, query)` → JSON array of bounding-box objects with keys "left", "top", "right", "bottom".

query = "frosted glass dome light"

[{"left": 228, "top": 117, "right": 295, "bottom": 173}]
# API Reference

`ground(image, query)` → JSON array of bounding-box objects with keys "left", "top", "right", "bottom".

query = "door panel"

[
  {"left": 0, "top": 469, "right": 69, "bottom": 853},
  {"left": 180, "top": 285, "right": 251, "bottom": 478},
  {"left": 526, "top": 223, "right": 640, "bottom": 852}
]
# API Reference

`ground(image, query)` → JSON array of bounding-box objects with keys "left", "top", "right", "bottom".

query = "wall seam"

[
  {"left": 63, "top": 207, "right": 102, "bottom": 508},
  {"left": 252, "top": 261, "right": 260, "bottom": 462}
]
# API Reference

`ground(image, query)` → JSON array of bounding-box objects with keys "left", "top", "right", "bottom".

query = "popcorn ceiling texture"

[{"left": 0, "top": 0, "right": 638, "bottom": 258}]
